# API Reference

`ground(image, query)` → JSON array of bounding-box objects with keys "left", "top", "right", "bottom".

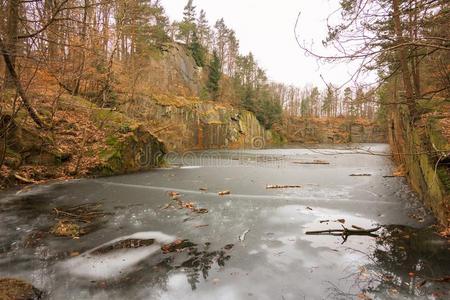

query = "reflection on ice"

[{"left": 60, "top": 232, "right": 176, "bottom": 280}]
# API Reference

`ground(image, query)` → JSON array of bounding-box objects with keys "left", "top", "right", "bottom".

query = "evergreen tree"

[
  {"left": 190, "top": 31, "right": 205, "bottom": 67},
  {"left": 343, "top": 87, "right": 353, "bottom": 117},
  {"left": 301, "top": 95, "right": 310, "bottom": 117},
  {"left": 355, "top": 87, "right": 366, "bottom": 118},
  {"left": 207, "top": 51, "right": 221, "bottom": 100},
  {"left": 178, "top": 0, "right": 196, "bottom": 45},
  {"left": 310, "top": 87, "right": 320, "bottom": 117},
  {"left": 322, "top": 85, "right": 334, "bottom": 117},
  {"left": 197, "top": 9, "right": 210, "bottom": 48},
  {"left": 214, "top": 18, "right": 228, "bottom": 70}
]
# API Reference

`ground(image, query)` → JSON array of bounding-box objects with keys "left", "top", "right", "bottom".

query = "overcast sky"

[{"left": 161, "top": 0, "right": 366, "bottom": 88}]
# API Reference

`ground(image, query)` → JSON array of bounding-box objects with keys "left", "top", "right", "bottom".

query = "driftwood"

[
  {"left": 349, "top": 174, "right": 372, "bottom": 177},
  {"left": 306, "top": 225, "right": 381, "bottom": 243}
]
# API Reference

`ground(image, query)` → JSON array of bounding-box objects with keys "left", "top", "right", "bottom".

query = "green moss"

[
  {"left": 270, "top": 131, "right": 286, "bottom": 145},
  {"left": 106, "top": 136, "right": 119, "bottom": 146},
  {"left": 99, "top": 135, "right": 124, "bottom": 172},
  {"left": 427, "top": 117, "right": 449, "bottom": 152},
  {"left": 437, "top": 167, "right": 450, "bottom": 192}
]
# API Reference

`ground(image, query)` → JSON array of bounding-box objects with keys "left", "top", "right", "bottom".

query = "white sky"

[{"left": 161, "top": 0, "right": 366, "bottom": 88}]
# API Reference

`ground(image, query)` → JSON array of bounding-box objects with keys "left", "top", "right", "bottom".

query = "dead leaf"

[
  {"left": 168, "top": 191, "right": 180, "bottom": 199},
  {"left": 357, "top": 292, "right": 372, "bottom": 300}
]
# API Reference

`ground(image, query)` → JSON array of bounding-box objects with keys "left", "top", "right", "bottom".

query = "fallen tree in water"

[{"left": 306, "top": 225, "right": 381, "bottom": 243}]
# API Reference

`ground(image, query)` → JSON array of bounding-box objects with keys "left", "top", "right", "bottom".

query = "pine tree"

[
  {"left": 197, "top": 9, "right": 210, "bottom": 48},
  {"left": 178, "top": 0, "right": 196, "bottom": 45},
  {"left": 207, "top": 51, "right": 222, "bottom": 100},
  {"left": 214, "top": 18, "right": 228, "bottom": 70}
]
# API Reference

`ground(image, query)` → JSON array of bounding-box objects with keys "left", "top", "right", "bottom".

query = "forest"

[{"left": 0, "top": 0, "right": 382, "bottom": 127}]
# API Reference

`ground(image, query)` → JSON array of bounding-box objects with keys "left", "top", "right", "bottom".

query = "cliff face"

[
  {"left": 130, "top": 43, "right": 202, "bottom": 97},
  {"left": 389, "top": 105, "right": 450, "bottom": 226},
  {"left": 117, "top": 42, "right": 273, "bottom": 152},
  {"left": 285, "top": 117, "right": 387, "bottom": 144},
  {"left": 123, "top": 97, "right": 273, "bottom": 152}
]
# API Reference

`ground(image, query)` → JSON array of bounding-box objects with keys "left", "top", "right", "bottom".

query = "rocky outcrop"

[
  {"left": 0, "top": 96, "right": 166, "bottom": 187},
  {"left": 389, "top": 106, "right": 450, "bottom": 226},
  {"left": 285, "top": 117, "right": 387, "bottom": 144},
  {"left": 93, "top": 124, "right": 166, "bottom": 176}
]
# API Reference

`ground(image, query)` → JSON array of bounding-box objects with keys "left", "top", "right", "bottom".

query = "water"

[{"left": 1, "top": 144, "right": 449, "bottom": 299}]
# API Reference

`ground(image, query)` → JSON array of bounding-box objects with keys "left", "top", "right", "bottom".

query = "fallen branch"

[
  {"left": 195, "top": 224, "right": 209, "bottom": 228},
  {"left": 14, "top": 174, "right": 37, "bottom": 184},
  {"left": 266, "top": 184, "right": 302, "bottom": 189},
  {"left": 293, "top": 160, "right": 330, "bottom": 165}
]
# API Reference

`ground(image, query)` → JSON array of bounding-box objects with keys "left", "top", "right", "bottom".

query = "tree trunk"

[
  {"left": 392, "top": 0, "right": 418, "bottom": 119},
  {"left": 0, "top": 38, "right": 45, "bottom": 129},
  {"left": 73, "top": 0, "right": 89, "bottom": 95},
  {"left": 44, "top": 0, "right": 58, "bottom": 59},
  {"left": 3, "top": 0, "right": 19, "bottom": 88}
]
